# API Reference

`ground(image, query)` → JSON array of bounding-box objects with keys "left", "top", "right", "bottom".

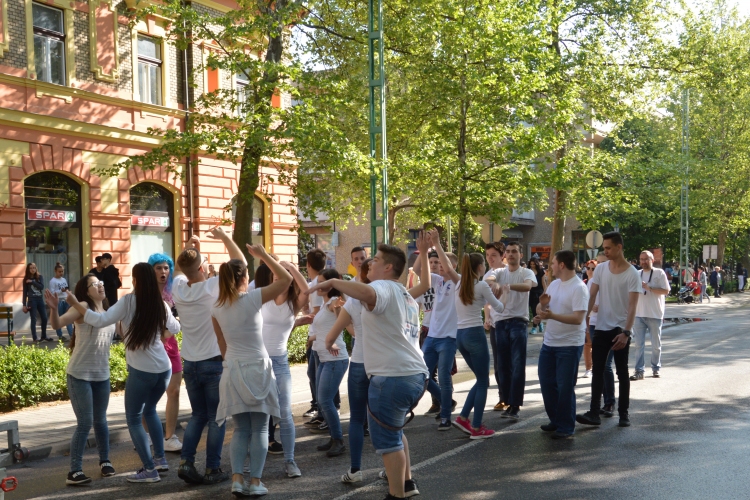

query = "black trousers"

[{"left": 590, "top": 328, "right": 631, "bottom": 415}]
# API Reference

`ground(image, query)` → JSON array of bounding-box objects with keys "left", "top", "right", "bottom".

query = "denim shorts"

[{"left": 367, "top": 373, "right": 427, "bottom": 455}]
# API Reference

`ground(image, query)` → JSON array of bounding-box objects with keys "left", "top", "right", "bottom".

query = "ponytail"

[
  {"left": 458, "top": 253, "right": 485, "bottom": 306},
  {"left": 216, "top": 259, "right": 248, "bottom": 307}
]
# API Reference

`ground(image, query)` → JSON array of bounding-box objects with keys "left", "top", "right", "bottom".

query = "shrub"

[
  {"left": 287, "top": 325, "right": 309, "bottom": 364},
  {"left": 0, "top": 343, "right": 70, "bottom": 411}
]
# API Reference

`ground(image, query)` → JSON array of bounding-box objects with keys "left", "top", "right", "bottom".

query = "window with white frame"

[
  {"left": 235, "top": 71, "right": 251, "bottom": 115},
  {"left": 137, "top": 35, "right": 162, "bottom": 105},
  {"left": 33, "top": 3, "right": 66, "bottom": 85}
]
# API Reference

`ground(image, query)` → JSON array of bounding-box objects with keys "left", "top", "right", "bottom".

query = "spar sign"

[
  {"left": 27, "top": 209, "right": 76, "bottom": 223},
  {"left": 131, "top": 215, "right": 170, "bottom": 228}
]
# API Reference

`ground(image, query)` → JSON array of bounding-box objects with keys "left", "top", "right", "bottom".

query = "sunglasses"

[
  {"left": 587, "top": 267, "right": 596, "bottom": 271},
  {"left": 88, "top": 281, "right": 104, "bottom": 289}
]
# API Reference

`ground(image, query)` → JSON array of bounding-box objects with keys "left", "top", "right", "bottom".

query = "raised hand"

[
  {"left": 245, "top": 244, "right": 268, "bottom": 260},
  {"left": 305, "top": 279, "right": 335, "bottom": 295},
  {"left": 279, "top": 261, "right": 297, "bottom": 272},
  {"left": 539, "top": 293, "right": 551, "bottom": 309},
  {"left": 427, "top": 228, "right": 440, "bottom": 246},
  {"left": 207, "top": 226, "right": 227, "bottom": 240},
  {"left": 66, "top": 292, "right": 81, "bottom": 307},
  {"left": 187, "top": 235, "right": 201, "bottom": 249},
  {"left": 44, "top": 290, "right": 59, "bottom": 310},
  {"left": 415, "top": 230, "right": 430, "bottom": 254}
]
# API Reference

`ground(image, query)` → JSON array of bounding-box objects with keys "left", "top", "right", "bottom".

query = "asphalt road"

[{"left": 6, "top": 295, "right": 749, "bottom": 500}]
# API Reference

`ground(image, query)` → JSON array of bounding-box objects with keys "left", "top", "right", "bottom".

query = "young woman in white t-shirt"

[
  {"left": 452, "top": 253, "right": 507, "bottom": 439},
  {"left": 254, "top": 259, "right": 308, "bottom": 478},
  {"left": 324, "top": 259, "right": 372, "bottom": 482},
  {"left": 309, "top": 268, "right": 349, "bottom": 457},
  {"left": 45, "top": 273, "right": 116, "bottom": 485},
  {"left": 67, "top": 263, "right": 180, "bottom": 484},
  {"left": 49, "top": 262, "right": 74, "bottom": 341},
  {"left": 210, "top": 246, "right": 292, "bottom": 497}
]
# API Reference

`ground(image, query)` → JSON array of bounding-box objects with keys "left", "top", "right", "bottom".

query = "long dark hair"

[
  {"left": 255, "top": 262, "right": 300, "bottom": 313},
  {"left": 458, "top": 253, "right": 484, "bottom": 306},
  {"left": 124, "top": 263, "right": 167, "bottom": 351},
  {"left": 70, "top": 274, "right": 110, "bottom": 351},
  {"left": 320, "top": 268, "right": 342, "bottom": 298},
  {"left": 216, "top": 259, "right": 248, "bottom": 307},
  {"left": 24, "top": 263, "right": 40, "bottom": 280}
]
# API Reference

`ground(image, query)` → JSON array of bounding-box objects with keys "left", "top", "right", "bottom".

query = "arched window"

[
  {"left": 130, "top": 182, "right": 174, "bottom": 264},
  {"left": 231, "top": 195, "right": 266, "bottom": 247},
  {"left": 24, "top": 172, "right": 83, "bottom": 287}
]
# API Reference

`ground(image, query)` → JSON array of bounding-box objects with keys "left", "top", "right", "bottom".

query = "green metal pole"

[
  {"left": 368, "top": 0, "right": 388, "bottom": 250},
  {"left": 679, "top": 89, "right": 689, "bottom": 287}
]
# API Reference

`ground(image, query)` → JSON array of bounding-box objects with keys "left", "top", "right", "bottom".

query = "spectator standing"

[
  {"left": 576, "top": 232, "right": 641, "bottom": 428},
  {"left": 528, "top": 258, "right": 545, "bottom": 335},
  {"left": 303, "top": 249, "right": 328, "bottom": 421},
  {"left": 629, "top": 251, "right": 670, "bottom": 381},
  {"left": 98, "top": 253, "right": 121, "bottom": 306},
  {"left": 698, "top": 266, "right": 710, "bottom": 303},
  {"left": 350, "top": 247, "right": 368, "bottom": 280},
  {"left": 737, "top": 263, "right": 745, "bottom": 293},
  {"left": 49, "top": 262, "right": 73, "bottom": 341},
  {"left": 710, "top": 267, "right": 722, "bottom": 298},
  {"left": 23, "top": 262, "right": 49, "bottom": 343},
  {"left": 482, "top": 241, "right": 507, "bottom": 411},
  {"left": 536, "top": 250, "right": 589, "bottom": 439}
]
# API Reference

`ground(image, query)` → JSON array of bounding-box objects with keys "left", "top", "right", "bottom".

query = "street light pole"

[
  {"left": 679, "top": 89, "right": 690, "bottom": 288},
  {"left": 368, "top": 0, "right": 388, "bottom": 249}
]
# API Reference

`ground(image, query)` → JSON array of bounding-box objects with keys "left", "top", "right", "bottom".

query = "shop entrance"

[{"left": 130, "top": 182, "right": 175, "bottom": 264}]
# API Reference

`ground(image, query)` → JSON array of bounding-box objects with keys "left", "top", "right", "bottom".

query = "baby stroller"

[{"left": 677, "top": 281, "right": 700, "bottom": 304}]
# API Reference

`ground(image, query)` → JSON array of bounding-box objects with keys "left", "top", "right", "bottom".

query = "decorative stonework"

[{"left": 89, "top": 0, "right": 120, "bottom": 82}]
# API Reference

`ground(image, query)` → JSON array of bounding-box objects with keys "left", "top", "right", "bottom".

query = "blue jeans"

[
  {"left": 457, "top": 326, "right": 490, "bottom": 428},
  {"left": 347, "top": 362, "right": 370, "bottom": 469},
  {"left": 67, "top": 375, "right": 110, "bottom": 472},
  {"left": 538, "top": 344, "right": 583, "bottom": 435},
  {"left": 56, "top": 301, "right": 74, "bottom": 338},
  {"left": 489, "top": 326, "right": 502, "bottom": 401},
  {"left": 312, "top": 351, "right": 341, "bottom": 413},
  {"left": 367, "top": 373, "right": 427, "bottom": 455},
  {"left": 270, "top": 353, "right": 296, "bottom": 462},
  {"left": 231, "top": 412, "right": 268, "bottom": 477},
  {"left": 495, "top": 318, "right": 529, "bottom": 407},
  {"left": 125, "top": 365, "right": 171, "bottom": 470},
  {"left": 28, "top": 296, "right": 48, "bottom": 341},
  {"left": 316, "top": 358, "right": 349, "bottom": 440},
  {"left": 633, "top": 317, "right": 662, "bottom": 373},
  {"left": 307, "top": 347, "right": 317, "bottom": 409},
  {"left": 422, "top": 336, "right": 457, "bottom": 419},
  {"left": 181, "top": 358, "right": 225, "bottom": 469}
]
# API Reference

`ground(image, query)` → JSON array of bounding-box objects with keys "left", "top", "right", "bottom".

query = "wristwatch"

[{"left": 622, "top": 330, "right": 632, "bottom": 338}]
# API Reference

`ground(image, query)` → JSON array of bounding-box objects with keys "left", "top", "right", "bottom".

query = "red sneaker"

[
  {"left": 469, "top": 425, "right": 496, "bottom": 440},
  {"left": 452, "top": 416, "right": 472, "bottom": 435}
]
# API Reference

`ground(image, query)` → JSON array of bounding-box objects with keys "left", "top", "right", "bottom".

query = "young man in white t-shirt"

[
  {"left": 412, "top": 250, "right": 441, "bottom": 414},
  {"left": 488, "top": 242, "right": 537, "bottom": 420},
  {"left": 630, "top": 250, "right": 670, "bottom": 380},
  {"left": 482, "top": 241, "right": 506, "bottom": 410},
  {"left": 421, "top": 231, "right": 460, "bottom": 429},
  {"left": 350, "top": 246, "right": 367, "bottom": 281},
  {"left": 307, "top": 233, "right": 431, "bottom": 500},
  {"left": 304, "top": 249, "right": 329, "bottom": 421},
  {"left": 172, "top": 226, "right": 245, "bottom": 485},
  {"left": 535, "top": 250, "right": 589, "bottom": 439},
  {"left": 576, "top": 232, "right": 641, "bottom": 428}
]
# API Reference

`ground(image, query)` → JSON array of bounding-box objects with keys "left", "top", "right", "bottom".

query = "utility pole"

[
  {"left": 679, "top": 89, "right": 690, "bottom": 287},
  {"left": 368, "top": 0, "right": 388, "bottom": 249}
]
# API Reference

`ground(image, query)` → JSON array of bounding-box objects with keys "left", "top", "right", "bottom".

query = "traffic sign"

[{"left": 585, "top": 230, "right": 603, "bottom": 249}]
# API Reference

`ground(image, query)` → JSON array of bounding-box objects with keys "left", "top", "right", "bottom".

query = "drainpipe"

[{"left": 182, "top": 1, "right": 194, "bottom": 238}]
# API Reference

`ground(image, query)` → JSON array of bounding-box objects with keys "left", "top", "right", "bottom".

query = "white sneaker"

[
  {"left": 164, "top": 434, "right": 183, "bottom": 452},
  {"left": 341, "top": 469, "right": 363, "bottom": 483},
  {"left": 583, "top": 370, "right": 592, "bottom": 378}
]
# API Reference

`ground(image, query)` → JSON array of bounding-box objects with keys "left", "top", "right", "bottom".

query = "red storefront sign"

[
  {"left": 27, "top": 209, "right": 76, "bottom": 222},
  {"left": 131, "top": 215, "right": 170, "bottom": 227}
]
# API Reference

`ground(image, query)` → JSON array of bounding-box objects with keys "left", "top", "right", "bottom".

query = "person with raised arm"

[
  {"left": 211, "top": 244, "right": 292, "bottom": 497},
  {"left": 255, "top": 257, "right": 308, "bottom": 477},
  {"left": 307, "top": 230, "right": 431, "bottom": 500},
  {"left": 171, "top": 227, "right": 244, "bottom": 486},
  {"left": 66, "top": 263, "right": 181, "bottom": 484},
  {"left": 45, "top": 275, "right": 116, "bottom": 485}
]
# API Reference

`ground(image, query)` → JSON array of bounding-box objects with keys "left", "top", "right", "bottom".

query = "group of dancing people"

[{"left": 42, "top": 221, "right": 648, "bottom": 499}]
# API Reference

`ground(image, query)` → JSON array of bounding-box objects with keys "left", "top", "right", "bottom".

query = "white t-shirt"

[
  {"left": 312, "top": 297, "right": 349, "bottom": 362},
  {"left": 360, "top": 280, "right": 428, "bottom": 378},
  {"left": 591, "top": 261, "right": 642, "bottom": 331},
  {"left": 428, "top": 274, "right": 458, "bottom": 339},
  {"left": 490, "top": 267, "right": 537, "bottom": 322},
  {"left": 587, "top": 279, "right": 599, "bottom": 326},
  {"left": 211, "top": 289, "right": 266, "bottom": 362},
  {"left": 415, "top": 286, "right": 436, "bottom": 328},
  {"left": 343, "top": 297, "right": 365, "bottom": 364},
  {"left": 455, "top": 280, "right": 504, "bottom": 329},
  {"left": 543, "top": 277, "right": 589, "bottom": 347},
  {"left": 636, "top": 268, "right": 669, "bottom": 319},
  {"left": 261, "top": 299, "right": 296, "bottom": 357},
  {"left": 84, "top": 294, "right": 180, "bottom": 373},
  {"left": 49, "top": 276, "right": 69, "bottom": 300},
  {"left": 172, "top": 274, "right": 222, "bottom": 362},
  {"left": 307, "top": 276, "right": 324, "bottom": 338}
]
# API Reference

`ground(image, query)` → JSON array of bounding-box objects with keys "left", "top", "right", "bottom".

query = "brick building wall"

[{"left": 3, "top": 0, "right": 27, "bottom": 70}]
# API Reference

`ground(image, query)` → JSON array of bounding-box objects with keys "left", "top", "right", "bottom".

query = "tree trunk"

[
  {"left": 234, "top": 144, "right": 261, "bottom": 278},
  {"left": 457, "top": 203, "right": 466, "bottom": 262},
  {"left": 550, "top": 187, "right": 566, "bottom": 257},
  {"left": 717, "top": 229, "right": 727, "bottom": 267}
]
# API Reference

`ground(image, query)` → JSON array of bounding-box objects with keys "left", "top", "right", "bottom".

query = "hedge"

[{"left": 1, "top": 326, "right": 312, "bottom": 412}]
